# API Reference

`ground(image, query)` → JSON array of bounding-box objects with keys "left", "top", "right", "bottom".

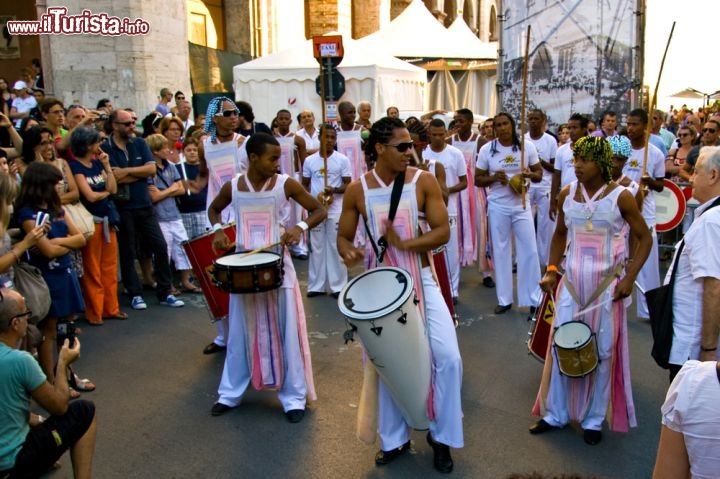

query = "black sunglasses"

[
  {"left": 703, "top": 128, "right": 717, "bottom": 134},
  {"left": 385, "top": 142, "right": 414, "bottom": 153},
  {"left": 115, "top": 120, "right": 135, "bottom": 127},
  {"left": 215, "top": 110, "right": 239, "bottom": 118}
]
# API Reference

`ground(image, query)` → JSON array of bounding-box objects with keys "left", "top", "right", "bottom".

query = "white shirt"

[
  {"left": 297, "top": 128, "right": 320, "bottom": 152},
  {"left": 11, "top": 95, "right": 37, "bottom": 128},
  {"left": 302, "top": 150, "right": 351, "bottom": 216},
  {"left": 476, "top": 139, "right": 539, "bottom": 206},
  {"left": 668, "top": 197, "right": 720, "bottom": 365},
  {"left": 555, "top": 142, "right": 576, "bottom": 189},
  {"left": 623, "top": 144, "right": 666, "bottom": 224},
  {"left": 525, "top": 132, "right": 557, "bottom": 189},
  {"left": 422, "top": 144, "right": 466, "bottom": 216},
  {"left": 661, "top": 360, "right": 720, "bottom": 479}
]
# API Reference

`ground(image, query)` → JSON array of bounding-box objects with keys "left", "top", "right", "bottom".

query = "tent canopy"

[
  {"left": 669, "top": 87, "right": 707, "bottom": 99},
  {"left": 233, "top": 34, "right": 426, "bottom": 124},
  {"left": 357, "top": 0, "right": 496, "bottom": 60}
]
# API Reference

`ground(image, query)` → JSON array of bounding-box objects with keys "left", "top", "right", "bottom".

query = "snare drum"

[
  {"left": 338, "top": 267, "right": 431, "bottom": 430},
  {"left": 182, "top": 224, "right": 236, "bottom": 320},
  {"left": 553, "top": 321, "right": 599, "bottom": 378},
  {"left": 212, "top": 251, "right": 284, "bottom": 294}
]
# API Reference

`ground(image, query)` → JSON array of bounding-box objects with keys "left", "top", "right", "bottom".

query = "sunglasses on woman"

[{"left": 215, "top": 109, "right": 239, "bottom": 118}]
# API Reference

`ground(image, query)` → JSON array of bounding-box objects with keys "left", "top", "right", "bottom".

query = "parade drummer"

[
  {"left": 529, "top": 136, "right": 651, "bottom": 445},
  {"left": 207, "top": 133, "right": 326, "bottom": 423},
  {"left": 337, "top": 117, "right": 463, "bottom": 473}
]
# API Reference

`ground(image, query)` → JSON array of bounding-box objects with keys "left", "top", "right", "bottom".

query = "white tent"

[
  {"left": 233, "top": 35, "right": 426, "bottom": 125},
  {"left": 358, "top": 0, "right": 496, "bottom": 60}
]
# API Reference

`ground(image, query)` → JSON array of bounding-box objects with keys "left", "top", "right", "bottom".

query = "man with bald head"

[
  {"left": 0, "top": 288, "right": 97, "bottom": 478},
  {"left": 336, "top": 101, "right": 367, "bottom": 177}
]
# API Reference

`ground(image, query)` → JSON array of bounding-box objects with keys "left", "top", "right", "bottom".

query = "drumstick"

[
  {"left": 519, "top": 25, "right": 531, "bottom": 210},
  {"left": 234, "top": 241, "right": 282, "bottom": 259},
  {"left": 640, "top": 22, "right": 675, "bottom": 207}
]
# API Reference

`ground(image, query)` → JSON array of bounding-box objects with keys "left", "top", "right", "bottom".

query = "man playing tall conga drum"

[
  {"left": 337, "top": 117, "right": 463, "bottom": 473},
  {"left": 207, "top": 133, "right": 327, "bottom": 423},
  {"left": 530, "top": 136, "right": 651, "bottom": 445}
]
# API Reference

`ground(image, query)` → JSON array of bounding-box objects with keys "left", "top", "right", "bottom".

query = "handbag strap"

[{"left": 667, "top": 195, "right": 720, "bottom": 284}]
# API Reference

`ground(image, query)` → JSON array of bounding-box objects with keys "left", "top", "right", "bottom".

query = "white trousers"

[
  {"left": 488, "top": 201, "right": 542, "bottom": 307},
  {"left": 543, "top": 288, "right": 615, "bottom": 430},
  {"left": 159, "top": 219, "right": 191, "bottom": 271},
  {"left": 213, "top": 318, "right": 228, "bottom": 347},
  {"left": 308, "top": 215, "right": 347, "bottom": 294},
  {"left": 446, "top": 216, "right": 460, "bottom": 297},
  {"left": 378, "top": 268, "right": 464, "bottom": 450},
  {"left": 529, "top": 187, "right": 555, "bottom": 267},
  {"left": 217, "top": 287, "right": 307, "bottom": 412},
  {"left": 635, "top": 227, "right": 660, "bottom": 319}
]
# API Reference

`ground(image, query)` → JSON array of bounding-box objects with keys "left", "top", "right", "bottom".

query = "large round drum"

[
  {"left": 212, "top": 251, "right": 283, "bottom": 294},
  {"left": 338, "top": 267, "right": 431, "bottom": 430},
  {"left": 655, "top": 179, "right": 687, "bottom": 233}
]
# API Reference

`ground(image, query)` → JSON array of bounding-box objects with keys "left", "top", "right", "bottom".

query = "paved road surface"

[{"left": 43, "top": 260, "right": 670, "bottom": 478}]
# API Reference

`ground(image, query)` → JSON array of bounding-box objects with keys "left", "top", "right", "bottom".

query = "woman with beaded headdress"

[
  {"left": 529, "top": 135, "right": 652, "bottom": 446},
  {"left": 190, "top": 96, "right": 248, "bottom": 355}
]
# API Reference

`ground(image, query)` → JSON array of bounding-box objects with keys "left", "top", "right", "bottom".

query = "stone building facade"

[{"left": 0, "top": 0, "right": 496, "bottom": 115}]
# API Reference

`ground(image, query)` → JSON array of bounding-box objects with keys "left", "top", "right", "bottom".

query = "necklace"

[{"left": 580, "top": 183, "right": 608, "bottom": 231}]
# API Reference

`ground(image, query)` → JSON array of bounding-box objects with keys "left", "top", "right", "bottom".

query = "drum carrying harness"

[{"left": 363, "top": 171, "right": 405, "bottom": 265}]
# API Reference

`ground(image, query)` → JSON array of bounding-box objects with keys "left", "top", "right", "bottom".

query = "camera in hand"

[{"left": 56, "top": 321, "right": 76, "bottom": 348}]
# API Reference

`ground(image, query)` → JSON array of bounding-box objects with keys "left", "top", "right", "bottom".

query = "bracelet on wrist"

[
  {"left": 546, "top": 265, "right": 559, "bottom": 273},
  {"left": 211, "top": 223, "right": 222, "bottom": 232},
  {"left": 297, "top": 221, "right": 309, "bottom": 232},
  {"left": 701, "top": 346, "right": 717, "bottom": 352}
]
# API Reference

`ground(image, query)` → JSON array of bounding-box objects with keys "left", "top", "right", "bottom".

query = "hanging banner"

[{"left": 498, "top": 0, "right": 642, "bottom": 131}]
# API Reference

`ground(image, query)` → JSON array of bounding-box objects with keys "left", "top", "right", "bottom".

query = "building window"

[{"left": 489, "top": 5, "right": 498, "bottom": 41}]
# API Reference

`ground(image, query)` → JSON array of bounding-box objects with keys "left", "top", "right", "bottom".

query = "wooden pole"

[
  {"left": 519, "top": 24, "right": 531, "bottom": 210},
  {"left": 319, "top": 60, "right": 329, "bottom": 204},
  {"left": 642, "top": 22, "right": 675, "bottom": 180}
]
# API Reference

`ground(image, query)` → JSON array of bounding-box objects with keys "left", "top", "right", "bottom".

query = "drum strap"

[
  {"left": 364, "top": 172, "right": 405, "bottom": 264},
  {"left": 563, "top": 262, "right": 624, "bottom": 313}
]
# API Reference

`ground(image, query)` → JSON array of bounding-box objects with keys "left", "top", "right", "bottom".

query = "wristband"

[
  {"left": 701, "top": 346, "right": 717, "bottom": 352},
  {"left": 546, "top": 265, "right": 559, "bottom": 273},
  {"left": 297, "top": 221, "right": 309, "bottom": 232},
  {"left": 211, "top": 223, "right": 222, "bottom": 232}
]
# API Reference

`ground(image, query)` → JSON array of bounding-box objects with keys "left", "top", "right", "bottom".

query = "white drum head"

[
  {"left": 216, "top": 252, "right": 279, "bottom": 267},
  {"left": 338, "top": 267, "right": 414, "bottom": 320},
  {"left": 554, "top": 321, "right": 591, "bottom": 349}
]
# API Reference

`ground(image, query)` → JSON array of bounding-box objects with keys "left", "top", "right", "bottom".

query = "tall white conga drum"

[{"left": 338, "top": 267, "right": 431, "bottom": 430}]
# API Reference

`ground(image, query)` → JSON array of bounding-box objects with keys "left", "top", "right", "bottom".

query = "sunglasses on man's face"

[
  {"left": 385, "top": 142, "right": 414, "bottom": 153},
  {"left": 703, "top": 128, "right": 717, "bottom": 134},
  {"left": 115, "top": 120, "right": 136, "bottom": 127}
]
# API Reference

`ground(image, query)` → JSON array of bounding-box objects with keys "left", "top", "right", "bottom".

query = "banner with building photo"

[{"left": 498, "top": 0, "right": 642, "bottom": 132}]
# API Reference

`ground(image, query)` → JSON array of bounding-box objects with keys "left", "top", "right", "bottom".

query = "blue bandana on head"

[
  {"left": 204, "top": 96, "right": 237, "bottom": 142},
  {"left": 607, "top": 135, "right": 632, "bottom": 159}
]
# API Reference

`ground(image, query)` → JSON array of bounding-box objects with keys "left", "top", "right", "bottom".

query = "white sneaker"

[
  {"left": 131, "top": 296, "right": 147, "bottom": 310},
  {"left": 160, "top": 294, "right": 184, "bottom": 308}
]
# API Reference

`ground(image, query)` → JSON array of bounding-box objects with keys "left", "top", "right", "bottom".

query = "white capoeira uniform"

[
  {"left": 336, "top": 124, "right": 366, "bottom": 247},
  {"left": 623, "top": 144, "right": 665, "bottom": 319},
  {"left": 302, "top": 151, "right": 351, "bottom": 294},
  {"left": 276, "top": 131, "right": 307, "bottom": 257},
  {"left": 449, "top": 134, "right": 479, "bottom": 266},
  {"left": 534, "top": 182, "right": 636, "bottom": 433},
  {"left": 361, "top": 168, "right": 463, "bottom": 450},
  {"left": 423, "top": 144, "right": 467, "bottom": 298},
  {"left": 203, "top": 134, "right": 248, "bottom": 347},
  {"left": 477, "top": 140, "right": 542, "bottom": 308},
  {"left": 526, "top": 132, "right": 558, "bottom": 267},
  {"left": 555, "top": 142, "right": 576, "bottom": 191},
  {"left": 217, "top": 174, "right": 316, "bottom": 411}
]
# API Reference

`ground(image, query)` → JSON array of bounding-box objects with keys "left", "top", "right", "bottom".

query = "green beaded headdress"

[{"left": 573, "top": 136, "right": 613, "bottom": 182}]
